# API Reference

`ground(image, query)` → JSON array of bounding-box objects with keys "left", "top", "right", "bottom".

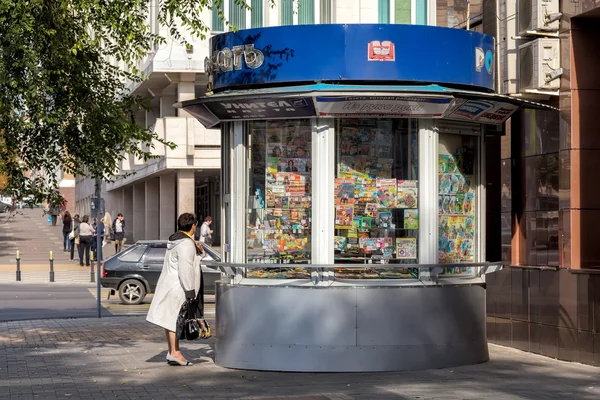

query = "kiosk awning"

[{"left": 179, "top": 83, "right": 557, "bottom": 129}]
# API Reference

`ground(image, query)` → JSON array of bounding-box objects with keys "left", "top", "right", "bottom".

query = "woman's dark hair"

[
  {"left": 74, "top": 214, "right": 80, "bottom": 221},
  {"left": 178, "top": 213, "right": 197, "bottom": 232},
  {"left": 82, "top": 215, "right": 89, "bottom": 223},
  {"left": 205, "top": 216, "right": 213, "bottom": 222},
  {"left": 63, "top": 211, "right": 72, "bottom": 222}
]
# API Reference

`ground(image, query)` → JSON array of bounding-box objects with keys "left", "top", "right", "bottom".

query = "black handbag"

[{"left": 176, "top": 276, "right": 211, "bottom": 341}]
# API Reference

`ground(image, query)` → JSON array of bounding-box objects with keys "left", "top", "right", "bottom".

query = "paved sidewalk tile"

[{"left": 0, "top": 316, "right": 598, "bottom": 399}]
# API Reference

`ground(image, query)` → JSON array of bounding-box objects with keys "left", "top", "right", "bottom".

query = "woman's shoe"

[
  {"left": 168, "top": 358, "right": 193, "bottom": 366},
  {"left": 167, "top": 354, "right": 192, "bottom": 366}
]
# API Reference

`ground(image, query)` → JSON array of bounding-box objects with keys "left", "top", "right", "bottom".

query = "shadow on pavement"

[{"left": 1, "top": 316, "right": 598, "bottom": 399}]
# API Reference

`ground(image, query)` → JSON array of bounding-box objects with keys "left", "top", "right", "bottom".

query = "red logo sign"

[{"left": 368, "top": 40, "right": 395, "bottom": 62}]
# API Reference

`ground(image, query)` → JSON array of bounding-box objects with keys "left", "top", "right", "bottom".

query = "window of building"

[
  {"left": 229, "top": 0, "right": 247, "bottom": 30},
  {"left": 394, "top": 0, "right": 410, "bottom": 24},
  {"left": 212, "top": 1, "right": 225, "bottom": 31},
  {"left": 251, "top": 0, "right": 264, "bottom": 28},
  {"left": 213, "top": 0, "right": 263, "bottom": 32},
  {"left": 438, "top": 134, "right": 479, "bottom": 275},
  {"left": 379, "top": 0, "right": 390, "bottom": 23},
  {"left": 298, "top": 0, "right": 315, "bottom": 24},
  {"left": 281, "top": 0, "right": 294, "bottom": 25},
  {"left": 246, "top": 120, "right": 313, "bottom": 278},
  {"left": 320, "top": 0, "right": 332, "bottom": 23},
  {"left": 333, "top": 119, "right": 419, "bottom": 279}
]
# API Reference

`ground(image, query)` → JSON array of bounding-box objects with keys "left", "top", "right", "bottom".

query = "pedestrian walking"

[
  {"left": 78, "top": 215, "right": 95, "bottom": 267},
  {"left": 97, "top": 217, "right": 106, "bottom": 253},
  {"left": 62, "top": 211, "right": 72, "bottom": 252},
  {"left": 146, "top": 213, "right": 205, "bottom": 367},
  {"left": 49, "top": 203, "right": 60, "bottom": 226},
  {"left": 199, "top": 216, "right": 213, "bottom": 245},
  {"left": 112, "top": 213, "right": 125, "bottom": 253},
  {"left": 70, "top": 214, "right": 81, "bottom": 262}
]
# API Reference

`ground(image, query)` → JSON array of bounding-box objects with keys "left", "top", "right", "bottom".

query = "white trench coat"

[{"left": 146, "top": 237, "right": 202, "bottom": 332}]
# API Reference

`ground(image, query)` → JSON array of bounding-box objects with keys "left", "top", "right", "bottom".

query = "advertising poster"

[
  {"left": 397, "top": 180, "right": 418, "bottom": 208},
  {"left": 396, "top": 238, "right": 417, "bottom": 259},
  {"left": 404, "top": 209, "right": 419, "bottom": 229}
]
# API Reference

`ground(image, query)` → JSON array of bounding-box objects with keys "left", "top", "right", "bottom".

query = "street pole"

[{"left": 95, "top": 176, "right": 103, "bottom": 318}]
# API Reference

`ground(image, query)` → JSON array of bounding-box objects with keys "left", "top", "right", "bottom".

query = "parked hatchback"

[{"left": 101, "top": 240, "right": 222, "bottom": 305}]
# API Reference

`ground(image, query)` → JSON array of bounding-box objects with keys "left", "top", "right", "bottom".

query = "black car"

[{"left": 101, "top": 240, "right": 222, "bottom": 305}]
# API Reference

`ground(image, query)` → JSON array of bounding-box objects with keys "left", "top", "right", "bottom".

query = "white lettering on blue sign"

[{"left": 205, "top": 44, "right": 264, "bottom": 75}]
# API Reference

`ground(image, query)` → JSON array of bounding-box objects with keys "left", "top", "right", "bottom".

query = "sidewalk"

[
  {"left": 0, "top": 208, "right": 122, "bottom": 284},
  {"left": 0, "top": 316, "right": 598, "bottom": 400}
]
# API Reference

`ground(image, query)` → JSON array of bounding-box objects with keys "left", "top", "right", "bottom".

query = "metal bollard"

[
  {"left": 16, "top": 250, "right": 21, "bottom": 281},
  {"left": 49, "top": 251, "right": 54, "bottom": 282},
  {"left": 90, "top": 251, "right": 95, "bottom": 283}
]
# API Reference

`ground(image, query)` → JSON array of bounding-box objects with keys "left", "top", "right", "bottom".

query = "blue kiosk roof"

[{"left": 182, "top": 24, "right": 554, "bottom": 128}]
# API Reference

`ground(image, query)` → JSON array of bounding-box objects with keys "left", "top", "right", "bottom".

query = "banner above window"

[{"left": 180, "top": 84, "right": 554, "bottom": 129}]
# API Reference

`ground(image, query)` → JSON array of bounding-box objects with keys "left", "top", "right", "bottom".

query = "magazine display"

[
  {"left": 438, "top": 147, "right": 476, "bottom": 270},
  {"left": 334, "top": 119, "right": 419, "bottom": 279},
  {"left": 246, "top": 121, "right": 312, "bottom": 278}
]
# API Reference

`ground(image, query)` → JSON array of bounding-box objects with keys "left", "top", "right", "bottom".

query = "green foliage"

[{"left": 0, "top": 0, "right": 274, "bottom": 204}]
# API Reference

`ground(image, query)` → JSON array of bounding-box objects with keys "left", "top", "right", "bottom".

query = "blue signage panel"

[{"left": 206, "top": 24, "right": 495, "bottom": 92}]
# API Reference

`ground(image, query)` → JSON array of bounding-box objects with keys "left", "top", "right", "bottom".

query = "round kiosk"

[{"left": 181, "top": 24, "right": 542, "bottom": 372}]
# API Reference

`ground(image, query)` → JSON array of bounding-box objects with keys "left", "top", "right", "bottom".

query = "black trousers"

[{"left": 79, "top": 236, "right": 93, "bottom": 266}]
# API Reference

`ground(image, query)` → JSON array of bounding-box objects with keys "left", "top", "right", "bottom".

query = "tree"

[{"left": 0, "top": 0, "right": 274, "bottom": 204}]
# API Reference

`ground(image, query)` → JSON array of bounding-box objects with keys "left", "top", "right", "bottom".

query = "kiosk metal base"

[{"left": 215, "top": 283, "right": 489, "bottom": 372}]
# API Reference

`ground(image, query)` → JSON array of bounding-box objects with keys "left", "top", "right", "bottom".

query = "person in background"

[
  {"left": 146, "top": 213, "right": 205, "bottom": 367},
  {"left": 199, "top": 216, "right": 213, "bottom": 245},
  {"left": 78, "top": 215, "right": 95, "bottom": 267},
  {"left": 97, "top": 217, "right": 106, "bottom": 251},
  {"left": 91, "top": 218, "right": 98, "bottom": 260},
  {"left": 93, "top": 217, "right": 105, "bottom": 260},
  {"left": 62, "top": 211, "right": 73, "bottom": 252},
  {"left": 70, "top": 214, "right": 81, "bottom": 262},
  {"left": 49, "top": 203, "right": 60, "bottom": 226},
  {"left": 112, "top": 213, "right": 125, "bottom": 253}
]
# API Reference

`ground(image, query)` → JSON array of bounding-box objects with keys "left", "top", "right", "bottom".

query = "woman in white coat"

[{"left": 147, "top": 213, "right": 204, "bottom": 366}]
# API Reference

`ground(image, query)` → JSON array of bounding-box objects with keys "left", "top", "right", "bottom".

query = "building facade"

[{"left": 483, "top": 0, "right": 600, "bottom": 365}]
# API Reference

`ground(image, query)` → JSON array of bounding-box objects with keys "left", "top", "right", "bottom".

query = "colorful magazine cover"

[
  {"left": 360, "top": 216, "right": 373, "bottom": 230},
  {"left": 335, "top": 206, "right": 354, "bottom": 229},
  {"left": 377, "top": 211, "right": 393, "bottom": 229},
  {"left": 364, "top": 203, "right": 379, "bottom": 218},
  {"left": 376, "top": 179, "right": 397, "bottom": 208},
  {"left": 404, "top": 209, "right": 419, "bottom": 230},
  {"left": 397, "top": 180, "right": 418, "bottom": 208},
  {"left": 334, "top": 236, "right": 348, "bottom": 252},
  {"left": 335, "top": 178, "right": 356, "bottom": 205},
  {"left": 396, "top": 238, "right": 417, "bottom": 259},
  {"left": 347, "top": 218, "right": 360, "bottom": 238}
]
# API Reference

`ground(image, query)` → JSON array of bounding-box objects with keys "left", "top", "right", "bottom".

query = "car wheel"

[{"left": 118, "top": 279, "right": 146, "bottom": 305}]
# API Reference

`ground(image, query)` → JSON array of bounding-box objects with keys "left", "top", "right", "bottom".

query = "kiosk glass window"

[
  {"left": 246, "top": 120, "right": 312, "bottom": 278},
  {"left": 333, "top": 118, "right": 419, "bottom": 279},
  {"left": 438, "top": 133, "right": 478, "bottom": 275}
]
